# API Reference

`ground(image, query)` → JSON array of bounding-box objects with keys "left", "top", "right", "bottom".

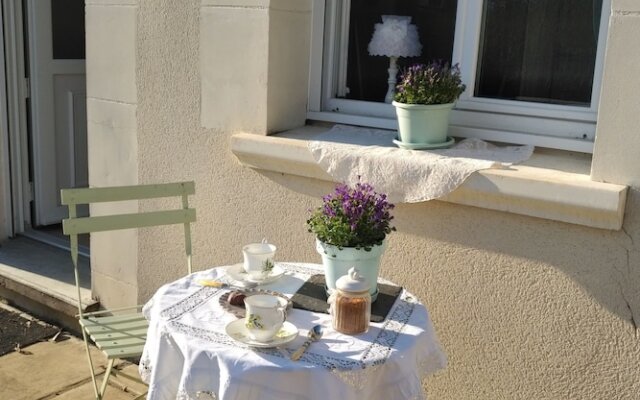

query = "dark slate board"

[{"left": 290, "top": 274, "right": 402, "bottom": 322}]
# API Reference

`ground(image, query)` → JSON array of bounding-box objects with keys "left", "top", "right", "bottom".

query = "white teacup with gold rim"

[
  {"left": 242, "top": 242, "right": 277, "bottom": 279},
  {"left": 243, "top": 294, "right": 287, "bottom": 342}
]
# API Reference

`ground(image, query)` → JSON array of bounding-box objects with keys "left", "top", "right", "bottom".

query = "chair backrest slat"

[
  {"left": 61, "top": 182, "right": 195, "bottom": 205},
  {"left": 62, "top": 209, "right": 196, "bottom": 235},
  {"left": 61, "top": 181, "right": 196, "bottom": 319}
]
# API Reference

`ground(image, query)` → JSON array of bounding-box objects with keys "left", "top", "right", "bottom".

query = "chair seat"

[{"left": 80, "top": 312, "right": 149, "bottom": 359}]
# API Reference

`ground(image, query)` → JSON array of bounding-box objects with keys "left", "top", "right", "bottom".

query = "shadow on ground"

[{"left": 0, "top": 307, "right": 58, "bottom": 356}]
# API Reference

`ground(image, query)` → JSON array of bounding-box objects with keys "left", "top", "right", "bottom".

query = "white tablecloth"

[{"left": 140, "top": 263, "right": 447, "bottom": 400}]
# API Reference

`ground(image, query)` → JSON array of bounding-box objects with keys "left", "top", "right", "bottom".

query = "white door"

[{"left": 27, "top": 0, "right": 87, "bottom": 226}]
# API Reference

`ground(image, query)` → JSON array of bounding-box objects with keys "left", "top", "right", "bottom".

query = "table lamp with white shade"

[{"left": 368, "top": 15, "right": 422, "bottom": 103}]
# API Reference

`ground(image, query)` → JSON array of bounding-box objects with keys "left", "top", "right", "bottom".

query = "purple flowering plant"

[
  {"left": 394, "top": 61, "right": 466, "bottom": 105},
  {"left": 307, "top": 182, "right": 395, "bottom": 250}
]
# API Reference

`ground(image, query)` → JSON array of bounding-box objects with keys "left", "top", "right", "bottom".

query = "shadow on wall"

[
  {"left": 407, "top": 188, "right": 639, "bottom": 329},
  {"left": 262, "top": 169, "right": 639, "bottom": 327}
]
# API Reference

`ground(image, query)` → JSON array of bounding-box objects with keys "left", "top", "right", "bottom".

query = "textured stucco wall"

[{"left": 87, "top": 0, "right": 640, "bottom": 398}]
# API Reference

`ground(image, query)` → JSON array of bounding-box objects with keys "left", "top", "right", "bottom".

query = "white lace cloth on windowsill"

[
  {"left": 308, "top": 125, "right": 535, "bottom": 203},
  {"left": 139, "top": 263, "right": 446, "bottom": 400}
]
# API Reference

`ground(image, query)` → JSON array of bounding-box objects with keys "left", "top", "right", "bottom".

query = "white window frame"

[{"left": 308, "top": 0, "right": 611, "bottom": 153}]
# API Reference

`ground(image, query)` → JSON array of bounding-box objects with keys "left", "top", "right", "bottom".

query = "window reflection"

[
  {"left": 346, "top": 0, "right": 458, "bottom": 102},
  {"left": 51, "top": 0, "right": 85, "bottom": 60},
  {"left": 475, "top": 0, "right": 602, "bottom": 106}
]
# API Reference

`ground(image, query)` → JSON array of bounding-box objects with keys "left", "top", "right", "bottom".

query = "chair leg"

[
  {"left": 81, "top": 328, "right": 102, "bottom": 400},
  {"left": 99, "top": 358, "right": 115, "bottom": 398},
  {"left": 109, "top": 360, "right": 149, "bottom": 398}
]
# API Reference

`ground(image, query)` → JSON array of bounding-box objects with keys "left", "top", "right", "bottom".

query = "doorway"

[
  {"left": 0, "top": 0, "right": 91, "bottom": 323},
  {"left": 2, "top": 0, "right": 88, "bottom": 243},
  {"left": 27, "top": 0, "right": 87, "bottom": 227}
]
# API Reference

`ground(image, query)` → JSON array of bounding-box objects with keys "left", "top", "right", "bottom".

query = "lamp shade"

[{"left": 368, "top": 15, "right": 422, "bottom": 58}]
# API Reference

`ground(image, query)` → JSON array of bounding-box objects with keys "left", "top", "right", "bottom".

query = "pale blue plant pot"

[
  {"left": 392, "top": 101, "right": 455, "bottom": 145},
  {"left": 316, "top": 239, "right": 387, "bottom": 301}
]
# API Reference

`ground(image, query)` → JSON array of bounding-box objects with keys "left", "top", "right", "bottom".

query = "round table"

[{"left": 140, "top": 263, "right": 446, "bottom": 400}]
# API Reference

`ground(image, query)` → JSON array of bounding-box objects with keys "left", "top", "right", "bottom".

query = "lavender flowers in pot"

[
  {"left": 307, "top": 182, "right": 395, "bottom": 301},
  {"left": 392, "top": 61, "right": 466, "bottom": 149}
]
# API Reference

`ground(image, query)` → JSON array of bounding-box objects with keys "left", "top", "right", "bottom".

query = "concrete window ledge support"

[{"left": 230, "top": 127, "right": 628, "bottom": 231}]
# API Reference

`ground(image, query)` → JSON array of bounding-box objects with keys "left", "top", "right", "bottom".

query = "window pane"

[
  {"left": 51, "top": 0, "right": 86, "bottom": 60},
  {"left": 475, "top": 0, "right": 602, "bottom": 106},
  {"left": 345, "top": 0, "right": 458, "bottom": 102}
]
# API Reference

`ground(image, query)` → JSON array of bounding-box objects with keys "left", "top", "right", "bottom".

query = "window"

[{"left": 308, "top": 0, "right": 610, "bottom": 152}]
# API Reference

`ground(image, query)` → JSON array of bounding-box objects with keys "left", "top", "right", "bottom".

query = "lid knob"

[{"left": 336, "top": 267, "right": 370, "bottom": 293}]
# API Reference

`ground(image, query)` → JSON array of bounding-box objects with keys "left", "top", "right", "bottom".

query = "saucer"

[
  {"left": 225, "top": 319, "right": 298, "bottom": 348},
  {"left": 226, "top": 263, "right": 285, "bottom": 285},
  {"left": 393, "top": 136, "right": 455, "bottom": 150}
]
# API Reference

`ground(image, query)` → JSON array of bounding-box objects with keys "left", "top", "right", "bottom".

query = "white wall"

[
  {"left": 86, "top": 0, "right": 640, "bottom": 398},
  {"left": 85, "top": 0, "right": 139, "bottom": 308},
  {"left": 592, "top": 0, "right": 640, "bottom": 188}
]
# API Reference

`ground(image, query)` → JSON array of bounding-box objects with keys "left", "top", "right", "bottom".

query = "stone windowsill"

[{"left": 230, "top": 125, "right": 628, "bottom": 230}]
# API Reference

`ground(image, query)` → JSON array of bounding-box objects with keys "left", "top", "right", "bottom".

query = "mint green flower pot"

[
  {"left": 316, "top": 239, "right": 387, "bottom": 301},
  {"left": 392, "top": 101, "right": 455, "bottom": 145}
]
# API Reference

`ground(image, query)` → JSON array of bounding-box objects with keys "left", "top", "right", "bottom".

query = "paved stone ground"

[{"left": 0, "top": 303, "right": 146, "bottom": 399}]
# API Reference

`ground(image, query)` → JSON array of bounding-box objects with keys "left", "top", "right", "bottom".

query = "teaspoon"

[{"left": 290, "top": 325, "right": 323, "bottom": 361}]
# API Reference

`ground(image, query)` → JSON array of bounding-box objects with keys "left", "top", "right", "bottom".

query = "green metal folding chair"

[{"left": 61, "top": 181, "right": 196, "bottom": 400}]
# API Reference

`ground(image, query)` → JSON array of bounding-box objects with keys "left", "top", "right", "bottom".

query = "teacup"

[
  {"left": 242, "top": 242, "right": 277, "bottom": 279},
  {"left": 244, "top": 294, "right": 287, "bottom": 342}
]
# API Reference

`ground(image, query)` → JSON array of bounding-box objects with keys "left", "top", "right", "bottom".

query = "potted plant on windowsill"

[
  {"left": 307, "top": 182, "right": 395, "bottom": 301},
  {"left": 392, "top": 61, "right": 466, "bottom": 150}
]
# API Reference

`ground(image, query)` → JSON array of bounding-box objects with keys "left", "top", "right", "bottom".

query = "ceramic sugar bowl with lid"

[{"left": 328, "top": 267, "right": 371, "bottom": 335}]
